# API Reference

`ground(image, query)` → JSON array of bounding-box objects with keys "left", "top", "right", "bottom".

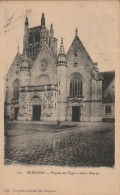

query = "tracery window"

[
  {"left": 29, "top": 32, "right": 33, "bottom": 44},
  {"left": 70, "top": 75, "right": 82, "bottom": 97},
  {"left": 35, "top": 31, "right": 40, "bottom": 43},
  {"left": 13, "top": 79, "right": 19, "bottom": 100}
]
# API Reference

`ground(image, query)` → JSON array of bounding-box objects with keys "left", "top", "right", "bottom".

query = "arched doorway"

[
  {"left": 14, "top": 107, "right": 19, "bottom": 120},
  {"left": 33, "top": 105, "right": 41, "bottom": 121},
  {"left": 30, "top": 95, "right": 42, "bottom": 121},
  {"left": 72, "top": 106, "right": 80, "bottom": 121}
]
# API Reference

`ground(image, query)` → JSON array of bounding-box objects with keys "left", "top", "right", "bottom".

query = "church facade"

[{"left": 4, "top": 14, "right": 115, "bottom": 122}]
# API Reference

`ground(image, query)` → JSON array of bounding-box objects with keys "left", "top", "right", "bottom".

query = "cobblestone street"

[{"left": 4, "top": 123, "right": 114, "bottom": 167}]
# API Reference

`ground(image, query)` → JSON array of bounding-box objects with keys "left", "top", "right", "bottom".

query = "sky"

[{"left": 1, "top": 1, "right": 119, "bottom": 74}]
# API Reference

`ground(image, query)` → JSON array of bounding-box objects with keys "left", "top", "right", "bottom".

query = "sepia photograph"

[
  {"left": 1, "top": 1, "right": 120, "bottom": 194},
  {"left": 3, "top": 2, "right": 116, "bottom": 168}
]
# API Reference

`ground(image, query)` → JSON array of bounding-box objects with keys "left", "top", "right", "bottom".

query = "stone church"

[{"left": 4, "top": 13, "right": 115, "bottom": 122}]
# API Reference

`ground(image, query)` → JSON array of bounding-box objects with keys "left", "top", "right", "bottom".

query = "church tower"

[{"left": 57, "top": 38, "right": 67, "bottom": 121}]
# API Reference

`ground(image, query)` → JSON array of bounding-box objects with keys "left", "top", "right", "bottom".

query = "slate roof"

[{"left": 100, "top": 71, "right": 115, "bottom": 103}]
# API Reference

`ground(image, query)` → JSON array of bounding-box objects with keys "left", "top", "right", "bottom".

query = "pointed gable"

[
  {"left": 66, "top": 35, "right": 94, "bottom": 71},
  {"left": 30, "top": 40, "right": 57, "bottom": 85},
  {"left": 7, "top": 51, "right": 22, "bottom": 76},
  {"left": 36, "top": 41, "right": 57, "bottom": 64},
  {"left": 28, "top": 41, "right": 57, "bottom": 70},
  {"left": 12, "top": 51, "right": 22, "bottom": 66},
  {"left": 42, "top": 41, "right": 57, "bottom": 61},
  {"left": 67, "top": 35, "right": 92, "bottom": 61}
]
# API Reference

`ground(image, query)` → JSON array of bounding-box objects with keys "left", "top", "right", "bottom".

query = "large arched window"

[
  {"left": 29, "top": 32, "right": 33, "bottom": 44},
  {"left": 35, "top": 31, "right": 40, "bottom": 43},
  {"left": 70, "top": 74, "right": 82, "bottom": 97},
  {"left": 13, "top": 79, "right": 19, "bottom": 100}
]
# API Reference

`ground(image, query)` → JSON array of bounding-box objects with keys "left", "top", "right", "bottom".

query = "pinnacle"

[
  {"left": 41, "top": 13, "right": 45, "bottom": 27},
  {"left": 42, "top": 13, "right": 45, "bottom": 18},
  {"left": 59, "top": 38, "right": 65, "bottom": 55},
  {"left": 50, "top": 23, "right": 54, "bottom": 34},
  {"left": 58, "top": 38, "right": 66, "bottom": 63},
  {"left": 25, "top": 17, "right": 29, "bottom": 26},
  {"left": 61, "top": 38, "right": 63, "bottom": 44},
  {"left": 22, "top": 49, "right": 28, "bottom": 61}
]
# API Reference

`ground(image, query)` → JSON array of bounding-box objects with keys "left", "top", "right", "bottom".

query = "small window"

[
  {"left": 74, "top": 50, "right": 78, "bottom": 57},
  {"left": 59, "top": 90, "right": 60, "bottom": 95},
  {"left": 105, "top": 105, "right": 111, "bottom": 114},
  {"left": 59, "top": 81, "right": 60, "bottom": 86},
  {"left": 74, "top": 50, "right": 78, "bottom": 67},
  {"left": 55, "top": 92, "right": 56, "bottom": 98},
  {"left": 74, "top": 59, "right": 78, "bottom": 67},
  {"left": 55, "top": 102, "right": 56, "bottom": 110}
]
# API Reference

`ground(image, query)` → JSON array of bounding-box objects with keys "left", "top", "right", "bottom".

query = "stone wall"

[
  {"left": 30, "top": 42, "right": 57, "bottom": 86},
  {"left": 18, "top": 88, "right": 57, "bottom": 121},
  {"left": 102, "top": 103, "right": 115, "bottom": 119},
  {"left": 57, "top": 65, "right": 67, "bottom": 121}
]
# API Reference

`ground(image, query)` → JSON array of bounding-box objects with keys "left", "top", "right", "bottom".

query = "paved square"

[{"left": 4, "top": 123, "right": 114, "bottom": 167}]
